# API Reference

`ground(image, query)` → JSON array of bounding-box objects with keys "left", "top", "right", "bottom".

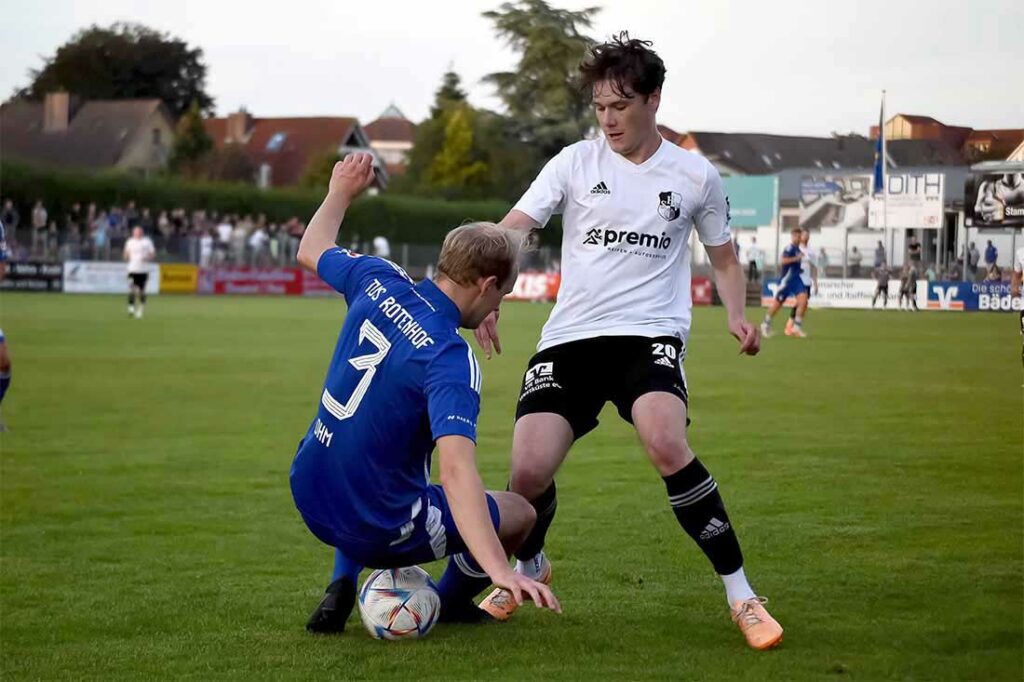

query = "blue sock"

[
  {"left": 0, "top": 372, "right": 10, "bottom": 405},
  {"left": 331, "top": 548, "right": 362, "bottom": 584},
  {"left": 437, "top": 553, "right": 493, "bottom": 606}
]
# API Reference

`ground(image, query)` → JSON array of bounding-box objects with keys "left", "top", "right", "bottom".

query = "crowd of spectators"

[{"left": 1, "top": 198, "right": 309, "bottom": 267}]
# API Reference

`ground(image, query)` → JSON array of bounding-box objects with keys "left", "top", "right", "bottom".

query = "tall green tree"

[
  {"left": 168, "top": 100, "right": 213, "bottom": 179},
  {"left": 425, "top": 105, "right": 489, "bottom": 197},
  {"left": 17, "top": 22, "right": 214, "bottom": 118},
  {"left": 482, "top": 0, "right": 599, "bottom": 156}
]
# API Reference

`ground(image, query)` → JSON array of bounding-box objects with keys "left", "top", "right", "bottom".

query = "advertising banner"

[
  {"left": 0, "top": 261, "right": 63, "bottom": 292},
  {"left": 159, "top": 264, "right": 199, "bottom": 294},
  {"left": 925, "top": 280, "right": 1022, "bottom": 312},
  {"left": 691, "top": 277, "right": 712, "bottom": 306},
  {"left": 63, "top": 261, "right": 159, "bottom": 294},
  {"left": 799, "top": 175, "right": 872, "bottom": 230},
  {"left": 301, "top": 269, "right": 339, "bottom": 297},
  {"left": 197, "top": 267, "right": 303, "bottom": 295},
  {"left": 507, "top": 272, "right": 561, "bottom": 302},
  {"left": 868, "top": 173, "right": 945, "bottom": 228},
  {"left": 964, "top": 172, "right": 1024, "bottom": 227},
  {"left": 761, "top": 278, "right": 927, "bottom": 309},
  {"left": 722, "top": 176, "right": 778, "bottom": 228}
]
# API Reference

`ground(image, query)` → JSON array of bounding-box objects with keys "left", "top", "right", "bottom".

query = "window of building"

[
  {"left": 152, "top": 128, "right": 162, "bottom": 145},
  {"left": 266, "top": 132, "right": 287, "bottom": 152}
]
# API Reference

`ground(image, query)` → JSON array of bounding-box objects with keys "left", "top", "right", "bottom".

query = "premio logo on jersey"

[
  {"left": 658, "top": 191, "right": 682, "bottom": 221},
  {"left": 582, "top": 228, "right": 672, "bottom": 254}
]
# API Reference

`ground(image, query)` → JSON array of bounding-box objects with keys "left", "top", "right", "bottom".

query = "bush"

[{"left": 0, "top": 160, "right": 560, "bottom": 244}]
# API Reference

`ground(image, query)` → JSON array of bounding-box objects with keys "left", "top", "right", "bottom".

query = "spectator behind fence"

[
  {"left": 199, "top": 230, "right": 214, "bottom": 267},
  {"left": 849, "top": 246, "right": 863, "bottom": 277},
  {"left": 249, "top": 223, "right": 269, "bottom": 266},
  {"left": 984, "top": 240, "right": 998, "bottom": 267},
  {"left": 231, "top": 217, "right": 248, "bottom": 264},
  {"left": 874, "top": 240, "right": 886, "bottom": 268},
  {"left": 372, "top": 234, "right": 391, "bottom": 259},
  {"left": 2, "top": 200, "right": 20, "bottom": 249},
  {"left": 817, "top": 247, "right": 829, "bottom": 277},
  {"left": 216, "top": 216, "right": 232, "bottom": 264},
  {"left": 91, "top": 211, "right": 110, "bottom": 260},
  {"left": 31, "top": 199, "right": 47, "bottom": 256},
  {"left": 907, "top": 235, "right": 922, "bottom": 267},
  {"left": 45, "top": 220, "right": 58, "bottom": 259},
  {"left": 746, "top": 237, "right": 763, "bottom": 282},
  {"left": 967, "top": 242, "right": 980, "bottom": 278}
]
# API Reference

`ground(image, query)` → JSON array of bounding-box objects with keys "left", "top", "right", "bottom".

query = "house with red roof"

[{"left": 203, "top": 109, "right": 386, "bottom": 189}]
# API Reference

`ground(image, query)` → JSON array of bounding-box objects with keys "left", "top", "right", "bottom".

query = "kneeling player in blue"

[{"left": 290, "top": 153, "right": 560, "bottom": 634}]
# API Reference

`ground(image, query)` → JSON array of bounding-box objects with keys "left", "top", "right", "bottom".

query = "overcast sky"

[{"left": 2, "top": 0, "right": 1021, "bottom": 137}]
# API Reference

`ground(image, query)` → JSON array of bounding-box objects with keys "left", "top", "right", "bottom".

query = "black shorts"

[
  {"left": 515, "top": 336, "right": 689, "bottom": 440},
  {"left": 128, "top": 272, "right": 148, "bottom": 289}
]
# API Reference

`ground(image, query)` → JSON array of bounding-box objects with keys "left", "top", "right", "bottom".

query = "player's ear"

[{"left": 479, "top": 275, "right": 498, "bottom": 296}]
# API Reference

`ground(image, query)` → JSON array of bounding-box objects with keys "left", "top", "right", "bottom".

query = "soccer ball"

[{"left": 358, "top": 566, "right": 441, "bottom": 640}]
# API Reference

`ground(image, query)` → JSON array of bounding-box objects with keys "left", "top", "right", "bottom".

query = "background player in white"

[
  {"left": 123, "top": 226, "right": 155, "bottom": 319},
  {"left": 1012, "top": 240, "right": 1024, "bottom": 366},
  {"left": 474, "top": 34, "right": 782, "bottom": 650}
]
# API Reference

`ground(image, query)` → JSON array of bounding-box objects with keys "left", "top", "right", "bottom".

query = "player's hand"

[
  {"left": 729, "top": 317, "right": 760, "bottom": 356},
  {"left": 492, "top": 571, "right": 561, "bottom": 614},
  {"left": 473, "top": 310, "right": 502, "bottom": 359},
  {"left": 328, "top": 153, "right": 376, "bottom": 202}
]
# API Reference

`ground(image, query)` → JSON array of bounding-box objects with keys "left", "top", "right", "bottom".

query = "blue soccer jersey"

[
  {"left": 289, "top": 248, "right": 482, "bottom": 549},
  {"left": 774, "top": 243, "right": 805, "bottom": 301}
]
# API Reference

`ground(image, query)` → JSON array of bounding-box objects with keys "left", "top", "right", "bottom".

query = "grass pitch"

[{"left": 1, "top": 293, "right": 1021, "bottom": 680}]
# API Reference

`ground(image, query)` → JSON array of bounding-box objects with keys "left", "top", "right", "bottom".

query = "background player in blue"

[
  {"left": 290, "top": 153, "right": 560, "bottom": 634},
  {"left": 760, "top": 228, "right": 806, "bottom": 338}
]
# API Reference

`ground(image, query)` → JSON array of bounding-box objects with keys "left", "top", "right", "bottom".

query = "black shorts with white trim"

[{"left": 515, "top": 335, "right": 689, "bottom": 440}]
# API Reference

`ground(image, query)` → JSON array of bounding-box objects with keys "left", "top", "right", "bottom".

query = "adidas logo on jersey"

[
  {"left": 654, "top": 356, "right": 675, "bottom": 368},
  {"left": 590, "top": 181, "right": 611, "bottom": 195},
  {"left": 699, "top": 517, "right": 731, "bottom": 540}
]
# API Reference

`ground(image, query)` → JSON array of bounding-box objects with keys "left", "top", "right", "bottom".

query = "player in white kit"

[
  {"left": 474, "top": 34, "right": 782, "bottom": 650},
  {"left": 123, "top": 227, "right": 156, "bottom": 319}
]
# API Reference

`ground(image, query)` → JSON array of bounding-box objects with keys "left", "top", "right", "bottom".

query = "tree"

[
  {"left": 482, "top": 0, "right": 599, "bottom": 157},
  {"left": 425, "top": 105, "right": 489, "bottom": 197},
  {"left": 168, "top": 100, "right": 213, "bottom": 179},
  {"left": 17, "top": 22, "right": 214, "bottom": 118},
  {"left": 430, "top": 69, "right": 468, "bottom": 117}
]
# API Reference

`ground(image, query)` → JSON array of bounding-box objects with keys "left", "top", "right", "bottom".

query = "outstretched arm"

[
  {"left": 706, "top": 242, "right": 759, "bottom": 355},
  {"left": 296, "top": 153, "right": 375, "bottom": 272}
]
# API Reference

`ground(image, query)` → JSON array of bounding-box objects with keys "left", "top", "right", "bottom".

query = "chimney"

[
  {"left": 226, "top": 108, "right": 253, "bottom": 143},
  {"left": 43, "top": 92, "right": 71, "bottom": 133}
]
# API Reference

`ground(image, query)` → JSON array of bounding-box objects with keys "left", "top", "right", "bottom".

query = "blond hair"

[{"left": 437, "top": 222, "right": 523, "bottom": 287}]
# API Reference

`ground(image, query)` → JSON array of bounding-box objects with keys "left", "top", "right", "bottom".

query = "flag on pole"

[{"left": 873, "top": 94, "right": 886, "bottom": 195}]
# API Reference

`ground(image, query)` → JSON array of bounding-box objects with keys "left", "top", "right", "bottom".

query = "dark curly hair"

[{"left": 578, "top": 32, "right": 666, "bottom": 100}]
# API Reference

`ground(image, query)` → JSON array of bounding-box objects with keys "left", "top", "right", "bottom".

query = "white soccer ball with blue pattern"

[{"left": 358, "top": 566, "right": 441, "bottom": 640}]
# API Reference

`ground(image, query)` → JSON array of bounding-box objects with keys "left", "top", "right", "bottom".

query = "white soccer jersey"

[
  {"left": 124, "top": 237, "right": 155, "bottom": 274},
  {"left": 799, "top": 245, "right": 814, "bottom": 285},
  {"left": 1015, "top": 246, "right": 1024, "bottom": 275},
  {"left": 514, "top": 137, "right": 731, "bottom": 351}
]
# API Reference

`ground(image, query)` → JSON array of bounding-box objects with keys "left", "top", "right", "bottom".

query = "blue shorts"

[
  {"left": 297, "top": 485, "right": 501, "bottom": 569},
  {"left": 774, "top": 275, "right": 808, "bottom": 302}
]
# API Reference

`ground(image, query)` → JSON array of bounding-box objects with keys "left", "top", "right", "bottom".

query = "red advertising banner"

[
  {"left": 301, "top": 269, "right": 339, "bottom": 297},
  {"left": 197, "top": 267, "right": 303, "bottom": 295},
  {"left": 691, "top": 277, "right": 712, "bottom": 306},
  {"left": 507, "top": 272, "right": 561, "bottom": 302}
]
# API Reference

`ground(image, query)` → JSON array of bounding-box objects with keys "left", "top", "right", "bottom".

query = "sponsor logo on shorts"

[{"left": 520, "top": 361, "right": 562, "bottom": 400}]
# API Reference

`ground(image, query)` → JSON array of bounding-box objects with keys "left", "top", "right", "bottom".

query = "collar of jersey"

[
  {"left": 416, "top": 278, "right": 461, "bottom": 326},
  {"left": 606, "top": 135, "right": 668, "bottom": 174}
]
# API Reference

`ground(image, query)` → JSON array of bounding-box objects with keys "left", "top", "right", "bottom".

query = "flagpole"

[{"left": 882, "top": 89, "right": 889, "bottom": 268}]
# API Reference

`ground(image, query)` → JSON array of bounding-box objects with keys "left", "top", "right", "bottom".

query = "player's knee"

[
  {"left": 509, "top": 465, "right": 552, "bottom": 501},
  {"left": 644, "top": 430, "right": 692, "bottom": 475}
]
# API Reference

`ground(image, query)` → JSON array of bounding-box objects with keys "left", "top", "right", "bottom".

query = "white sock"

[
  {"left": 514, "top": 551, "right": 547, "bottom": 579},
  {"left": 720, "top": 567, "right": 756, "bottom": 605}
]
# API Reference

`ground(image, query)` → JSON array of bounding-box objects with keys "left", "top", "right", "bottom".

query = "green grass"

[{"left": 1, "top": 293, "right": 1021, "bottom": 680}]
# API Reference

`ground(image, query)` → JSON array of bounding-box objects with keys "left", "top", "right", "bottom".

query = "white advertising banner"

[
  {"left": 762, "top": 278, "right": 928, "bottom": 310},
  {"left": 868, "top": 173, "right": 945, "bottom": 228},
  {"left": 63, "top": 261, "right": 160, "bottom": 294}
]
